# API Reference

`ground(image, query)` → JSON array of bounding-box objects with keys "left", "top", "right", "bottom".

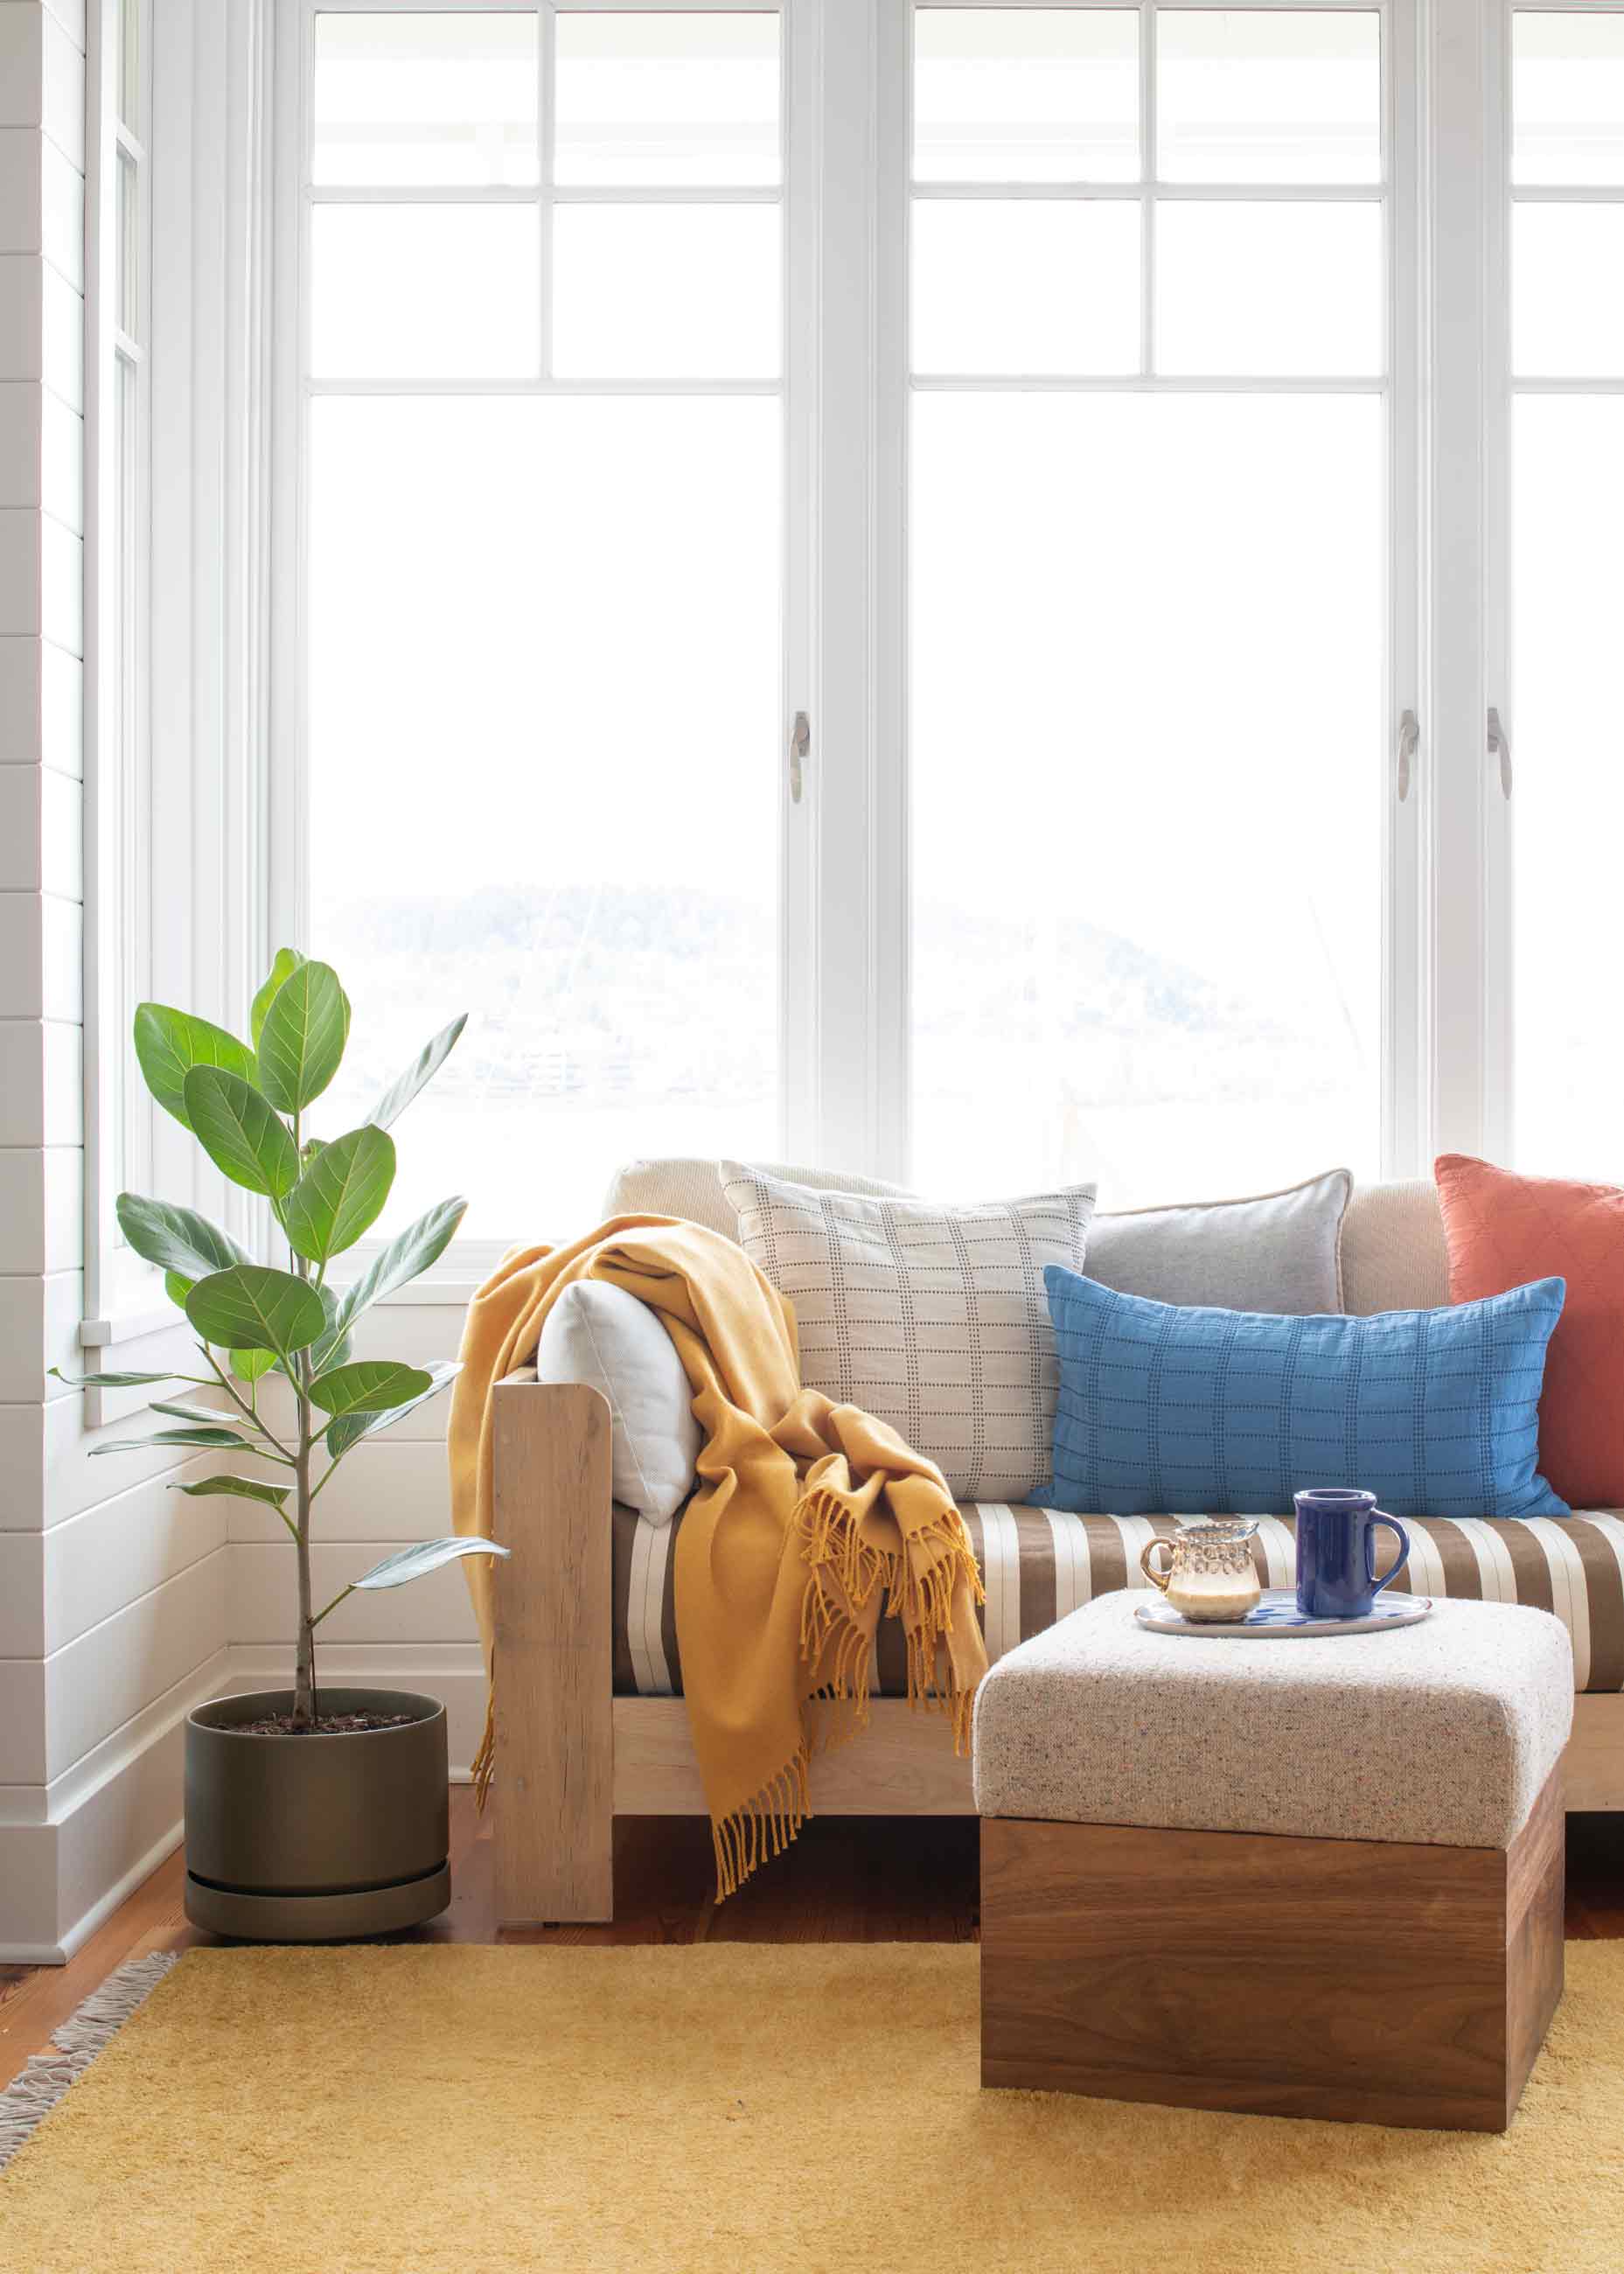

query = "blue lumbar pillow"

[{"left": 1037, "top": 1267, "right": 1570, "bottom": 1522}]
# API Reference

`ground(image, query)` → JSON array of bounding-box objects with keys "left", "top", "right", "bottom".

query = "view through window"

[
  {"left": 1510, "top": 10, "right": 1624, "bottom": 1176},
  {"left": 303, "top": 10, "right": 783, "bottom": 1241},
  {"left": 909, "top": 6, "right": 1386, "bottom": 1205}
]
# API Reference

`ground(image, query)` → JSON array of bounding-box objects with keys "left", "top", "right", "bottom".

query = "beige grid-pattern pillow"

[{"left": 720, "top": 1164, "right": 1097, "bottom": 1501}]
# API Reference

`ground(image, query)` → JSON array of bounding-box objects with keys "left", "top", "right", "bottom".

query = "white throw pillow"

[
  {"left": 720, "top": 1164, "right": 1098, "bottom": 1502},
  {"left": 535, "top": 1281, "right": 700, "bottom": 1524}
]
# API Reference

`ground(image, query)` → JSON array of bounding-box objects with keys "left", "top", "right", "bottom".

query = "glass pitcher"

[{"left": 1140, "top": 1520, "right": 1262, "bottom": 1622}]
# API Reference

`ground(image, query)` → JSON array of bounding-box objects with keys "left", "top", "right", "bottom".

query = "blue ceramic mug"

[{"left": 1293, "top": 1488, "right": 1411, "bottom": 1620}]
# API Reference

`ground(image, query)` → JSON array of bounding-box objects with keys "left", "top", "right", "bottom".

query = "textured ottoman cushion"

[{"left": 972, "top": 1592, "right": 1573, "bottom": 1850}]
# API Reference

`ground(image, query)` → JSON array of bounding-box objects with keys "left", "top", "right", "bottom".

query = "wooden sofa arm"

[{"left": 491, "top": 1371, "right": 614, "bottom": 1926}]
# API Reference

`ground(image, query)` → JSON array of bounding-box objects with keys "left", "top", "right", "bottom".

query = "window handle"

[
  {"left": 1488, "top": 706, "right": 1512, "bottom": 799},
  {"left": 789, "top": 709, "right": 810, "bottom": 805},
  {"left": 1396, "top": 708, "right": 1418, "bottom": 804}
]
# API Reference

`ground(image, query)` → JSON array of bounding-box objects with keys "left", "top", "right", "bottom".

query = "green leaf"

[
  {"left": 91, "top": 1426, "right": 255, "bottom": 1456},
  {"left": 282, "top": 1127, "right": 396, "bottom": 1264},
  {"left": 150, "top": 1399, "right": 251, "bottom": 1430},
  {"left": 298, "top": 1284, "right": 352, "bottom": 1381},
  {"left": 230, "top": 1347, "right": 278, "bottom": 1385},
  {"left": 351, "top": 1537, "right": 511, "bottom": 1593},
  {"left": 185, "top": 1266, "right": 327, "bottom": 1360},
  {"left": 49, "top": 1365, "right": 185, "bottom": 1390},
  {"left": 250, "top": 949, "right": 306, "bottom": 1052},
  {"left": 183, "top": 1067, "right": 300, "bottom": 1199},
  {"left": 115, "top": 1193, "right": 251, "bottom": 1282},
  {"left": 325, "top": 1359, "right": 461, "bottom": 1458},
  {"left": 164, "top": 1272, "right": 193, "bottom": 1308},
  {"left": 255, "top": 960, "right": 350, "bottom": 1113},
  {"left": 171, "top": 1475, "right": 291, "bottom": 1510},
  {"left": 369, "top": 1015, "right": 468, "bottom": 1132},
  {"left": 313, "top": 1196, "right": 467, "bottom": 1369},
  {"left": 310, "top": 1360, "right": 432, "bottom": 1419},
  {"left": 133, "top": 1004, "right": 260, "bottom": 1131}
]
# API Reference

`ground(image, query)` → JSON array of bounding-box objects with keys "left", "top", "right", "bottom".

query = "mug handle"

[
  {"left": 1140, "top": 1538, "right": 1175, "bottom": 1594},
  {"left": 1367, "top": 1513, "right": 1411, "bottom": 1597}
]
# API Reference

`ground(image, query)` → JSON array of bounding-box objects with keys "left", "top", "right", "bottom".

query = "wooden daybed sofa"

[{"left": 490, "top": 1164, "right": 1624, "bottom": 1926}]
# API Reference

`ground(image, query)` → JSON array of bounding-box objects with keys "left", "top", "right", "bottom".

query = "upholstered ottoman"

[{"left": 974, "top": 1593, "right": 1572, "bottom": 2131}]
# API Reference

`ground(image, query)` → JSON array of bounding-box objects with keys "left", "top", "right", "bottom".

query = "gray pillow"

[{"left": 1084, "top": 1169, "right": 1351, "bottom": 1315}]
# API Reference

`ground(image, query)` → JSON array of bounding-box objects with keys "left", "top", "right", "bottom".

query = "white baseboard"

[{"left": 0, "top": 1646, "right": 491, "bottom": 1964}]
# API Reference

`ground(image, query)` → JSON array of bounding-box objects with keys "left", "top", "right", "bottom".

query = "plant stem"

[
  {"left": 201, "top": 1347, "right": 296, "bottom": 1462},
  {"left": 289, "top": 1101, "right": 318, "bottom": 1729}
]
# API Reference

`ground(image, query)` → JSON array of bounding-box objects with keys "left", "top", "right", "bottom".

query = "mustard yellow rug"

[{"left": 3, "top": 1942, "right": 1623, "bottom": 2273}]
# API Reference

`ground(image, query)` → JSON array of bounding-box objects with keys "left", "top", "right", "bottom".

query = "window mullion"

[
  {"left": 803, "top": 0, "right": 898, "bottom": 1179},
  {"left": 1425, "top": 0, "right": 1501, "bottom": 1161}
]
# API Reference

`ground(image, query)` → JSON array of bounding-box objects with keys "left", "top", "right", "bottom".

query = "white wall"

[{"left": 0, "top": 0, "right": 230, "bottom": 1964}]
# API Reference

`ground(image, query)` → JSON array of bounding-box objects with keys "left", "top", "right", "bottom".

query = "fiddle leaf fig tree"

[{"left": 54, "top": 957, "right": 503, "bottom": 1730}]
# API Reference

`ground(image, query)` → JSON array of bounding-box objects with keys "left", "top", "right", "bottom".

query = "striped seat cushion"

[{"left": 611, "top": 1503, "right": 1624, "bottom": 1698}]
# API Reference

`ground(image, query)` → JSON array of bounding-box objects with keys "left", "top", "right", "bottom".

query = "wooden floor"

[{"left": 3, "top": 1796, "right": 1621, "bottom": 2092}]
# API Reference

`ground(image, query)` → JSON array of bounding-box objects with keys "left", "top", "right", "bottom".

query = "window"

[
  {"left": 1509, "top": 9, "right": 1624, "bottom": 1175},
  {"left": 267, "top": 1, "right": 1621, "bottom": 1253},
  {"left": 85, "top": 0, "right": 156, "bottom": 1337},
  {"left": 294, "top": 6, "right": 785, "bottom": 1245},
  {"left": 908, "top": 7, "right": 1392, "bottom": 1203}
]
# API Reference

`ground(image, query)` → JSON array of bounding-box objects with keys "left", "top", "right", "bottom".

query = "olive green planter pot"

[{"left": 184, "top": 1688, "right": 450, "bottom": 1941}]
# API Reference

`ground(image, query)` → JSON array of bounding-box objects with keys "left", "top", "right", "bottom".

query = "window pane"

[
  {"left": 1514, "top": 11, "right": 1624, "bottom": 186},
  {"left": 310, "top": 206, "right": 540, "bottom": 380},
  {"left": 554, "top": 11, "right": 780, "bottom": 186},
  {"left": 1157, "top": 10, "right": 1381, "bottom": 185},
  {"left": 911, "top": 392, "right": 1383, "bottom": 1204},
  {"left": 912, "top": 200, "right": 1140, "bottom": 375},
  {"left": 116, "top": 148, "right": 136, "bottom": 339},
  {"left": 1513, "top": 205, "right": 1624, "bottom": 378},
  {"left": 308, "top": 397, "right": 781, "bottom": 1239},
  {"left": 1512, "top": 398, "right": 1624, "bottom": 1176},
  {"left": 312, "top": 12, "right": 539, "bottom": 187},
  {"left": 913, "top": 7, "right": 1139, "bottom": 184},
  {"left": 552, "top": 206, "right": 780, "bottom": 379},
  {"left": 119, "top": 0, "right": 140, "bottom": 136},
  {"left": 1156, "top": 201, "right": 1382, "bottom": 376}
]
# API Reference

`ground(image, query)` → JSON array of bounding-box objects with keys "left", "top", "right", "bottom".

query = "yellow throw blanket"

[{"left": 448, "top": 1216, "right": 987, "bottom": 1899}]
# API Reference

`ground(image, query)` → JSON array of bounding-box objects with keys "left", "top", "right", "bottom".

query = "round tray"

[{"left": 1134, "top": 1587, "right": 1433, "bottom": 1639}]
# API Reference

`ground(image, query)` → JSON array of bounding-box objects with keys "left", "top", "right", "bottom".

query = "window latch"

[
  {"left": 789, "top": 709, "right": 810, "bottom": 805},
  {"left": 1396, "top": 708, "right": 1418, "bottom": 804},
  {"left": 1488, "top": 706, "right": 1512, "bottom": 800}
]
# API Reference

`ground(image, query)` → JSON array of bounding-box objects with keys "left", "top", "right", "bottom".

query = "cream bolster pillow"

[
  {"left": 534, "top": 1280, "right": 700, "bottom": 1525},
  {"left": 720, "top": 1162, "right": 1098, "bottom": 1503}
]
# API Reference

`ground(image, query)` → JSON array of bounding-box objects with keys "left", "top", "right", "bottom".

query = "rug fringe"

[{"left": 0, "top": 1951, "right": 182, "bottom": 2173}]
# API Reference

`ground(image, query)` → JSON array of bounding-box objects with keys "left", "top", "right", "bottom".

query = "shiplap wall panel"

[
  {"left": 0, "top": 1655, "right": 46, "bottom": 1783},
  {"left": 44, "top": 1467, "right": 226, "bottom": 1653},
  {"left": 0, "top": 1139, "right": 80, "bottom": 1269},
  {"left": 229, "top": 1540, "right": 480, "bottom": 1650},
  {"left": 41, "top": 1550, "right": 230, "bottom": 1783},
  {"left": 227, "top": 1439, "right": 452, "bottom": 1545},
  {"left": 0, "top": 1525, "right": 43, "bottom": 1651},
  {"left": 38, "top": 1391, "right": 199, "bottom": 1524}
]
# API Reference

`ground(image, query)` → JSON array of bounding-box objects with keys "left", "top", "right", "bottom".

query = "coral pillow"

[{"left": 1435, "top": 1153, "right": 1624, "bottom": 1507}]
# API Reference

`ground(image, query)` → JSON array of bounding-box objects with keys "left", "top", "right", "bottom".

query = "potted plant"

[{"left": 57, "top": 950, "right": 508, "bottom": 1940}]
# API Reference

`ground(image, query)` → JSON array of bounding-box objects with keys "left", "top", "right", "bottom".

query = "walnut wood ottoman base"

[{"left": 979, "top": 1769, "right": 1564, "bottom": 2132}]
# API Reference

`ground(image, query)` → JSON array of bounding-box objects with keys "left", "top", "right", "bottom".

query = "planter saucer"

[{"left": 1134, "top": 1587, "right": 1433, "bottom": 1639}]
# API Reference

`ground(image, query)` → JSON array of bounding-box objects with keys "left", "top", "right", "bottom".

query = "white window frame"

[
  {"left": 1474, "top": 0, "right": 1624, "bottom": 1169},
  {"left": 82, "top": 0, "right": 278, "bottom": 1410},
  {"left": 877, "top": 0, "right": 1425, "bottom": 1182},
  {"left": 268, "top": 0, "right": 819, "bottom": 1284},
  {"left": 258, "top": 0, "right": 1586, "bottom": 1279},
  {"left": 82, "top": 0, "right": 164, "bottom": 1413}
]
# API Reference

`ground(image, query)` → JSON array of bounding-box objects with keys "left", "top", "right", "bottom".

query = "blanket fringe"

[
  {"left": 472, "top": 1698, "right": 496, "bottom": 1810},
  {"left": 713, "top": 1747, "right": 812, "bottom": 1903},
  {"left": 795, "top": 1483, "right": 984, "bottom": 1763}
]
